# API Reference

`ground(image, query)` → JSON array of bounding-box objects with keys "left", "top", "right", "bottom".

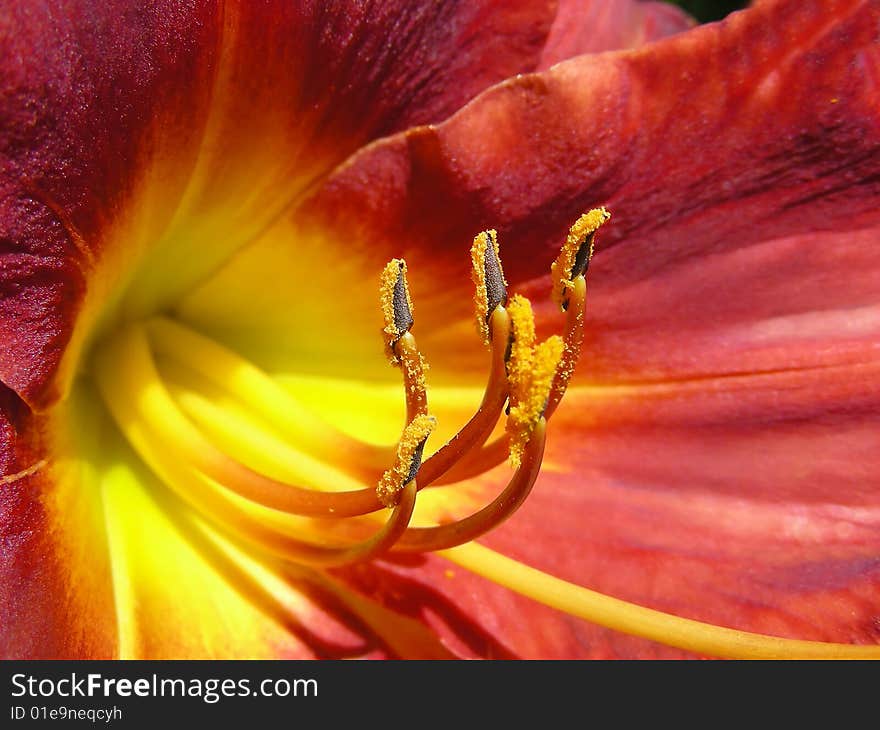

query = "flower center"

[{"left": 88, "top": 212, "right": 604, "bottom": 569}]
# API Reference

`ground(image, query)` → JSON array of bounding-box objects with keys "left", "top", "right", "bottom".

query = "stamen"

[
  {"left": 471, "top": 229, "right": 508, "bottom": 344},
  {"left": 441, "top": 542, "right": 880, "bottom": 660},
  {"left": 413, "top": 237, "right": 514, "bottom": 486},
  {"left": 377, "top": 414, "right": 436, "bottom": 507},
  {"left": 550, "top": 207, "right": 609, "bottom": 311},
  {"left": 394, "top": 418, "right": 545, "bottom": 552},
  {"left": 380, "top": 259, "right": 429, "bottom": 422},
  {"left": 436, "top": 212, "right": 603, "bottom": 482},
  {"left": 434, "top": 295, "right": 545, "bottom": 483}
]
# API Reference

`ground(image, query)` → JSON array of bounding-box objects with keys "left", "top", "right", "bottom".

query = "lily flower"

[{"left": 1, "top": 0, "right": 878, "bottom": 660}]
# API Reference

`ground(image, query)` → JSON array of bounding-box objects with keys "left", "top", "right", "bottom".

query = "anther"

[
  {"left": 377, "top": 414, "right": 436, "bottom": 507},
  {"left": 380, "top": 259, "right": 414, "bottom": 361},
  {"left": 471, "top": 230, "right": 508, "bottom": 344},
  {"left": 551, "top": 207, "right": 610, "bottom": 310},
  {"left": 505, "top": 294, "right": 537, "bottom": 400},
  {"left": 507, "top": 335, "right": 564, "bottom": 467}
]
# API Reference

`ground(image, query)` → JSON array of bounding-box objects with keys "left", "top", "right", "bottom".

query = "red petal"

[{"left": 539, "top": 0, "right": 695, "bottom": 69}]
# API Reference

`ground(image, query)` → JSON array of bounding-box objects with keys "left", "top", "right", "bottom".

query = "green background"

[{"left": 665, "top": 0, "right": 748, "bottom": 22}]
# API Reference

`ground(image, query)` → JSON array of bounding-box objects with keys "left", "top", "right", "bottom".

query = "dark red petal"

[
  {"left": 0, "top": 0, "right": 559, "bottom": 409},
  {"left": 539, "top": 0, "right": 695, "bottom": 69}
]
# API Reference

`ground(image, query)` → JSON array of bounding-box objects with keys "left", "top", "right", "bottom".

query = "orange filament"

[
  {"left": 94, "top": 330, "right": 417, "bottom": 566},
  {"left": 392, "top": 332, "right": 429, "bottom": 422},
  {"left": 416, "top": 305, "right": 510, "bottom": 486},
  {"left": 90, "top": 208, "right": 878, "bottom": 658},
  {"left": 395, "top": 418, "right": 545, "bottom": 552},
  {"left": 96, "top": 326, "right": 387, "bottom": 517}
]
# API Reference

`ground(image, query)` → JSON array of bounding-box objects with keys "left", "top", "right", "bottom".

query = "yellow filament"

[
  {"left": 442, "top": 542, "right": 880, "bottom": 660},
  {"left": 96, "top": 326, "right": 385, "bottom": 518},
  {"left": 145, "top": 317, "right": 392, "bottom": 473}
]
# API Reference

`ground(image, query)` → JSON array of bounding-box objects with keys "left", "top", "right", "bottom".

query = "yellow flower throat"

[{"left": 87, "top": 209, "right": 879, "bottom": 659}]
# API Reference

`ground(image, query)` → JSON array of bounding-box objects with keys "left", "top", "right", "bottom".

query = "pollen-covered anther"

[
  {"left": 380, "top": 258, "right": 414, "bottom": 363},
  {"left": 551, "top": 207, "right": 610, "bottom": 310},
  {"left": 471, "top": 229, "right": 508, "bottom": 344},
  {"left": 377, "top": 414, "right": 436, "bottom": 507},
  {"left": 505, "top": 293, "right": 537, "bottom": 399},
  {"left": 506, "top": 335, "right": 564, "bottom": 468}
]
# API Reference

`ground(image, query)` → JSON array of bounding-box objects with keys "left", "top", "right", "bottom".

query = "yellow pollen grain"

[
  {"left": 506, "top": 294, "right": 537, "bottom": 405},
  {"left": 403, "top": 347, "right": 429, "bottom": 399},
  {"left": 379, "top": 258, "right": 414, "bottom": 363},
  {"left": 470, "top": 229, "right": 505, "bottom": 344},
  {"left": 377, "top": 414, "right": 436, "bottom": 507},
  {"left": 551, "top": 208, "right": 610, "bottom": 308},
  {"left": 507, "top": 335, "right": 563, "bottom": 468}
]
